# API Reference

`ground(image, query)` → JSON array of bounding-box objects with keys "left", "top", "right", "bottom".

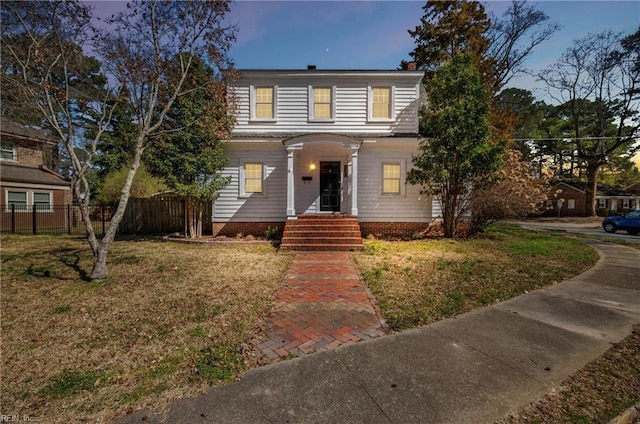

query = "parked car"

[{"left": 602, "top": 211, "right": 640, "bottom": 235}]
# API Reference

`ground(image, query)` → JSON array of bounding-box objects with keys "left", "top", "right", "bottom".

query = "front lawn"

[
  {"left": 0, "top": 235, "right": 290, "bottom": 423},
  {"left": 354, "top": 223, "right": 599, "bottom": 331},
  {"left": 1, "top": 224, "right": 602, "bottom": 422}
]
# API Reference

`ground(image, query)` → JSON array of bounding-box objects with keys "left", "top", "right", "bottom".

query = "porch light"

[{"left": 309, "top": 163, "right": 316, "bottom": 171}]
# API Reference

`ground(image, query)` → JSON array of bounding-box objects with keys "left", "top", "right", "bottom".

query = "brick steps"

[{"left": 280, "top": 215, "right": 363, "bottom": 251}]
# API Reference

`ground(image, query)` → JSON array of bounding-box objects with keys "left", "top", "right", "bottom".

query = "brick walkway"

[{"left": 255, "top": 252, "right": 386, "bottom": 363}]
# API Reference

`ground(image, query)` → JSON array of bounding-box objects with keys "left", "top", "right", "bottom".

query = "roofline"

[
  {"left": 0, "top": 117, "right": 58, "bottom": 145},
  {"left": 236, "top": 69, "right": 424, "bottom": 79}
]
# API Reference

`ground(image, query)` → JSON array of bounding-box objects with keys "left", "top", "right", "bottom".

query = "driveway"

[{"left": 512, "top": 217, "right": 640, "bottom": 244}]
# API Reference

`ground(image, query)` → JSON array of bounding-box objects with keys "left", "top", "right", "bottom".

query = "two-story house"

[
  {"left": 213, "top": 67, "right": 434, "bottom": 244},
  {"left": 1, "top": 118, "right": 71, "bottom": 231}
]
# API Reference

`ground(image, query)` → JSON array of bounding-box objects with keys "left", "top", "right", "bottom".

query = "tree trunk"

[
  {"left": 584, "top": 162, "right": 599, "bottom": 217},
  {"left": 442, "top": 197, "right": 457, "bottom": 238},
  {"left": 89, "top": 244, "right": 110, "bottom": 280},
  {"left": 196, "top": 202, "right": 203, "bottom": 238},
  {"left": 186, "top": 198, "right": 196, "bottom": 239}
]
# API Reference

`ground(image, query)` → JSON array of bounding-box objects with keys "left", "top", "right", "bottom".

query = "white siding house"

[{"left": 213, "top": 67, "right": 435, "bottom": 237}]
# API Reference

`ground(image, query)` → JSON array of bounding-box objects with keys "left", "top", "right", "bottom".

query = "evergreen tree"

[
  {"left": 408, "top": 54, "right": 504, "bottom": 237},
  {"left": 146, "top": 55, "right": 232, "bottom": 238}
]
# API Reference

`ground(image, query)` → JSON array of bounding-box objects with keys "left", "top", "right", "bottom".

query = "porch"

[{"left": 284, "top": 134, "right": 361, "bottom": 218}]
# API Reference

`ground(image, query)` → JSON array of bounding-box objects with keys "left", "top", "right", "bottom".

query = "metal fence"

[{"left": 1, "top": 204, "right": 114, "bottom": 236}]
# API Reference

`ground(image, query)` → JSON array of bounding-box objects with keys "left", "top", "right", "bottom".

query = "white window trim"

[
  {"left": 5, "top": 189, "right": 53, "bottom": 212},
  {"left": 239, "top": 161, "right": 267, "bottom": 198},
  {"left": 567, "top": 199, "right": 575, "bottom": 209},
  {"left": 367, "top": 85, "right": 395, "bottom": 122},
  {"left": 33, "top": 191, "right": 53, "bottom": 212},
  {"left": 1, "top": 141, "right": 16, "bottom": 161},
  {"left": 249, "top": 85, "right": 277, "bottom": 122},
  {"left": 380, "top": 160, "right": 406, "bottom": 196},
  {"left": 308, "top": 85, "right": 336, "bottom": 122},
  {"left": 598, "top": 198, "right": 606, "bottom": 208}
]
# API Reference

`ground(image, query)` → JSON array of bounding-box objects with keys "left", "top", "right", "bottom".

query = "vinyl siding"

[
  {"left": 213, "top": 143, "right": 287, "bottom": 222},
  {"left": 231, "top": 76, "right": 420, "bottom": 136},
  {"left": 357, "top": 141, "right": 433, "bottom": 222}
]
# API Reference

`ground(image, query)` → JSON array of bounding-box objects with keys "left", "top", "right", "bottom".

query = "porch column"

[
  {"left": 350, "top": 146, "right": 359, "bottom": 216},
  {"left": 286, "top": 148, "right": 296, "bottom": 217}
]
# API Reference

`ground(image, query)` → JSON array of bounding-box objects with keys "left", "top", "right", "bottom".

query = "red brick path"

[{"left": 255, "top": 252, "right": 386, "bottom": 363}]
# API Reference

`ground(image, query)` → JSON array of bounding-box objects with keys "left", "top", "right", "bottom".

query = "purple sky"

[{"left": 89, "top": 0, "right": 639, "bottom": 98}]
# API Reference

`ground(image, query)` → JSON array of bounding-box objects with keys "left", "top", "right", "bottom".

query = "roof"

[
  {"left": 0, "top": 117, "right": 58, "bottom": 145},
  {"left": 236, "top": 68, "right": 424, "bottom": 80},
  {"left": 553, "top": 180, "right": 638, "bottom": 197},
  {"left": 0, "top": 163, "right": 70, "bottom": 187}
]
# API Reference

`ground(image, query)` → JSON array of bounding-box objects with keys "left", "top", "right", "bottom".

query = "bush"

[{"left": 469, "top": 150, "right": 548, "bottom": 235}]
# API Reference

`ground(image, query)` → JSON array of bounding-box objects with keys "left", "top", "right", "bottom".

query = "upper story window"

[
  {"left": 1, "top": 141, "right": 16, "bottom": 161},
  {"left": 251, "top": 85, "right": 277, "bottom": 121},
  {"left": 369, "top": 86, "right": 394, "bottom": 121},
  {"left": 309, "top": 86, "right": 335, "bottom": 121}
]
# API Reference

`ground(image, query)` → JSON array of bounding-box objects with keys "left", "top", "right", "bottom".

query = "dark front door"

[{"left": 320, "top": 161, "right": 340, "bottom": 212}]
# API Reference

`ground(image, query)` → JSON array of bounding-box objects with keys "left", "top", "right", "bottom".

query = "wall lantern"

[{"left": 309, "top": 163, "right": 316, "bottom": 172}]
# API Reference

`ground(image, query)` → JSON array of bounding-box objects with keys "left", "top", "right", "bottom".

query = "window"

[
  {"left": 381, "top": 162, "right": 405, "bottom": 195},
  {"left": 243, "top": 163, "right": 264, "bottom": 195},
  {"left": 598, "top": 198, "right": 606, "bottom": 208},
  {"left": 5, "top": 190, "right": 53, "bottom": 212},
  {"left": 7, "top": 191, "right": 27, "bottom": 211},
  {"left": 252, "top": 86, "right": 276, "bottom": 120},
  {"left": 567, "top": 199, "right": 575, "bottom": 209},
  {"left": 370, "top": 86, "right": 392, "bottom": 120},
  {"left": 309, "top": 86, "right": 334, "bottom": 121},
  {"left": 33, "top": 192, "right": 52, "bottom": 211},
  {"left": 1, "top": 141, "right": 15, "bottom": 160},
  {"left": 546, "top": 200, "right": 553, "bottom": 208},
  {"left": 623, "top": 199, "right": 630, "bottom": 209}
]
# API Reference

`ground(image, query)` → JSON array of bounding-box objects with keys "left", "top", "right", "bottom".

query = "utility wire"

[{"left": 512, "top": 136, "right": 637, "bottom": 142}]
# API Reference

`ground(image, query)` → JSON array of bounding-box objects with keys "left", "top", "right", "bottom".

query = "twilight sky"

[{"left": 90, "top": 0, "right": 640, "bottom": 100}]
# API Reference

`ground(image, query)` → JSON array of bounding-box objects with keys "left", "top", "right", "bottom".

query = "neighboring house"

[
  {"left": 213, "top": 66, "right": 433, "bottom": 237},
  {"left": 546, "top": 181, "right": 640, "bottom": 217},
  {"left": 1, "top": 118, "right": 71, "bottom": 231}
]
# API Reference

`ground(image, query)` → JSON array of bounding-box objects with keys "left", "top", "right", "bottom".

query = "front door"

[{"left": 319, "top": 161, "right": 340, "bottom": 212}]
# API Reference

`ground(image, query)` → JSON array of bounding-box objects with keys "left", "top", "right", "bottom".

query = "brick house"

[
  {"left": 1, "top": 118, "right": 71, "bottom": 231},
  {"left": 546, "top": 181, "right": 640, "bottom": 217}
]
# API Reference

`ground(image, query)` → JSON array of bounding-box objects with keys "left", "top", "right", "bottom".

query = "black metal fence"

[{"left": 1, "top": 204, "right": 114, "bottom": 236}]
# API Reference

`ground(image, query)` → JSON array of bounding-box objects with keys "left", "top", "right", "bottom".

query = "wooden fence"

[{"left": 118, "top": 197, "right": 212, "bottom": 234}]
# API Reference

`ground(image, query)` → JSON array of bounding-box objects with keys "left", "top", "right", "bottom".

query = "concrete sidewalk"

[{"left": 119, "top": 240, "right": 640, "bottom": 424}]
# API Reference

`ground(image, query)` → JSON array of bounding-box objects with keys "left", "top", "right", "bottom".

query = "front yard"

[
  {"left": 354, "top": 224, "right": 598, "bottom": 331},
  {"left": 1, "top": 225, "right": 601, "bottom": 422},
  {"left": 0, "top": 235, "right": 290, "bottom": 423}
]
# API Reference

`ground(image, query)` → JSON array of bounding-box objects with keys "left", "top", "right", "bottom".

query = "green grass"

[{"left": 40, "top": 369, "right": 105, "bottom": 399}]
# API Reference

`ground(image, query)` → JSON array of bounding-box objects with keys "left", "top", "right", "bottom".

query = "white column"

[
  {"left": 286, "top": 148, "right": 296, "bottom": 217},
  {"left": 350, "top": 146, "right": 359, "bottom": 216}
]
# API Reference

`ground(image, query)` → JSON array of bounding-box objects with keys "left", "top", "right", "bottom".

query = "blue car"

[{"left": 602, "top": 211, "right": 640, "bottom": 235}]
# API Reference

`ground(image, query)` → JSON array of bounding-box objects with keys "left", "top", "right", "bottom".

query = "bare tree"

[
  {"left": 1, "top": 0, "right": 236, "bottom": 280},
  {"left": 537, "top": 29, "right": 640, "bottom": 216},
  {"left": 1, "top": 0, "right": 120, "bottom": 277},
  {"left": 486, "top": 0, "right": 561, "bottom": 91}
]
